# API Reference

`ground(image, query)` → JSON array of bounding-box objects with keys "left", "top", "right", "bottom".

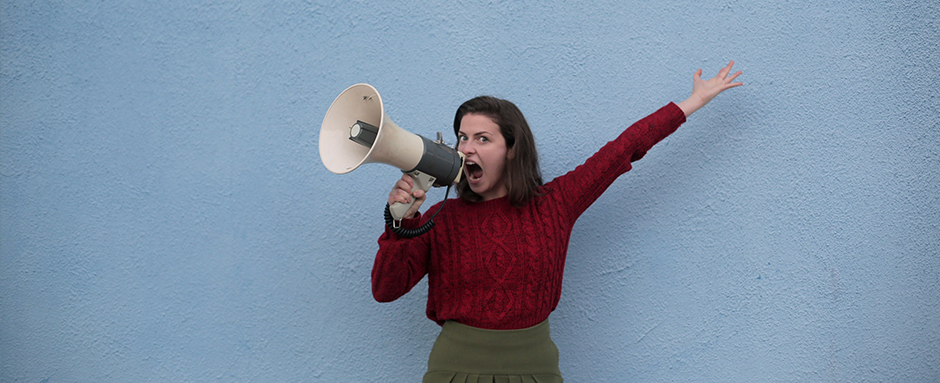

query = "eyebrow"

[{"left": 457, "top": 131, "right": 493, "bottom": 137}]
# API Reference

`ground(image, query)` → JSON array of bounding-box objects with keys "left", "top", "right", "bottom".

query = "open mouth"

[{"left": 466, "top": 161, "right": 483, "bottom": 182}]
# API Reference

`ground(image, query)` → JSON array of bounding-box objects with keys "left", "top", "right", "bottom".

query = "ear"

[{"left": 507, "top": 146, "right": 516, "bottom": 160}]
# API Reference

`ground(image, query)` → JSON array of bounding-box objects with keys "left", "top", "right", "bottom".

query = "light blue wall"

[{"left": 2, "top": 1, "right": 937, "bottom": 381}]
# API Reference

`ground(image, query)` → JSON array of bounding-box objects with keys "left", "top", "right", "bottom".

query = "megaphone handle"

[{"left": 389, "top": 170, "right": 436, "bottom": 226}]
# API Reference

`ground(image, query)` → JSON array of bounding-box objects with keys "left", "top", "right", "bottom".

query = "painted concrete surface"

[{"left": 2, "top": 1, "right": 937, "bottom": 381}]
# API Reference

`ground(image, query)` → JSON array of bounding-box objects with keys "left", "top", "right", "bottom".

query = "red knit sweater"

[{"left": 372, "top": 103, "right": 686, "bottom": 330}]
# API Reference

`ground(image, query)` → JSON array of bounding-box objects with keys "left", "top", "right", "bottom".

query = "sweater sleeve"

[
  {"left": 371, "top": 206, "right": 435, "bottom": 302},
  {"left": 550, "top": 102, "right": 687, "bottom": 224}
]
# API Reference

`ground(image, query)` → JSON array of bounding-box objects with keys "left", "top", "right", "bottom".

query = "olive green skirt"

[{"left": 423, "top": 320, "right": 564, "bottom": 383}]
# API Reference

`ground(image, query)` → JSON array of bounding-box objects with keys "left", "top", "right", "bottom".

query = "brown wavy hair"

[{"left": 453, "top": 96, "right": 543, "bottom": 207}]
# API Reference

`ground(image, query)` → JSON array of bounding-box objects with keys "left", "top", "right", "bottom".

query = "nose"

[{"left": 459, "top": 140, "right": 476, "bottom": 155}]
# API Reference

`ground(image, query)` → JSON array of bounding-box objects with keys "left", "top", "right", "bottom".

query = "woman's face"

[{"left": 457, "top": 113, "right": 510, "bottom": 201}]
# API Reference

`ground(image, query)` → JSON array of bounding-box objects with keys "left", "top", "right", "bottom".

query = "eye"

[
  {"left": 479, "top": 136, "right": 489, "bottom": 143},
  {"left": 458, "top": 134, "right": 467, "bottom": 142}
]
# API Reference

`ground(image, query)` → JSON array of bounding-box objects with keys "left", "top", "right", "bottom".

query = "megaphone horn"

[{"left": 319, "top": 84, "right": 465, "bottom": 223}]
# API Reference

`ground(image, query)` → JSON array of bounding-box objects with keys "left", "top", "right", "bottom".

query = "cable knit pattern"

[{"left": 372, "top": 103, "right": 686, "bottom": 330}]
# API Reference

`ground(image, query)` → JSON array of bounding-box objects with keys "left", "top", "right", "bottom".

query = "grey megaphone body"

[{"left": 319, "top": 83, "right": 465, "bottom": 226}]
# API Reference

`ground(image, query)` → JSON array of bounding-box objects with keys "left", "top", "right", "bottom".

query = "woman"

[{"left": 373, "top": 62, "right": 743, "bottom": 382}]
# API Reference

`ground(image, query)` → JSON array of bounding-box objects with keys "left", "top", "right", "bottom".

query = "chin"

[{"left": 469, "top": 185, "right": 489, "bottom": 197}]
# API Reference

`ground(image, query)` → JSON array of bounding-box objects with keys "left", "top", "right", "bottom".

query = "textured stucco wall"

[{"left": 2, "top": 1, "right": 938, "bottom": 382}]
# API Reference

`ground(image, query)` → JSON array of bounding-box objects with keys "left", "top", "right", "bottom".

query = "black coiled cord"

[{"left": 384, "top": 185, "right": 451, "bottom": 238}]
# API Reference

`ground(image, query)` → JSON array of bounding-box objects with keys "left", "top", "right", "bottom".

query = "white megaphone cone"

[{"left": 319, "top": 84, "right": 464, "bottom": 225}]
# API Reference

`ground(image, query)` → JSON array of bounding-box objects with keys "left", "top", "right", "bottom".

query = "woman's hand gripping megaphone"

[{"left": 388, "top": 172, "right": 433, "bottom": 222}]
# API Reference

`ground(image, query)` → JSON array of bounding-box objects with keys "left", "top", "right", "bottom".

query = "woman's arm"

[
  {"left": 372, "top": 216, "right": 432, "bottom": 302},
  {"left": 371, "top": 176, "right": 434, "bottom": 302},
  {"left": 547, "top": 102, "right": 687, "bottom": 225},
  {"left": 546, "top": 61, "right": 742, "bottom": 223},
  {"left": 676, "top": 61, "right": 743, "bottom": 117}
]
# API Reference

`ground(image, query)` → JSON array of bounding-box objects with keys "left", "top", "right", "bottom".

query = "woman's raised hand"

[
  {"left": 677, "top": 61, "right": 743, "bottom": 117},
  {"left": 388, "top": 173, "right": 426, "bottom": 219}
]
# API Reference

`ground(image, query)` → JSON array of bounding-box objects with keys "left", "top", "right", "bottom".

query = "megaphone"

[{"left": 319, "top": 83, "right": 465, "bottom": 225}]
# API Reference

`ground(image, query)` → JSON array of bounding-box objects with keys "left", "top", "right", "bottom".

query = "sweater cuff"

[
  {"left": 664, "top": 102, "right": 688, "bottom": 129},
  {"left": 397, "top": 215, "right": 422, "bottom": 228},
  {"left": 645, "top": 102, "right": 687, "bottom": 146},
  {"left": 383, "top": 213, "right": 423, "bottom": 237}
]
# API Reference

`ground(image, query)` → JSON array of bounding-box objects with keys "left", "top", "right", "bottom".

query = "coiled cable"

[{"left": 384, "top": 185, "right": 452, "bottom": 238}]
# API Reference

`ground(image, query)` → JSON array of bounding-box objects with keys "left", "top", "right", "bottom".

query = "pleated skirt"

[{"left": 422, "top": 320, "right": 564, "bottom": 383}]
